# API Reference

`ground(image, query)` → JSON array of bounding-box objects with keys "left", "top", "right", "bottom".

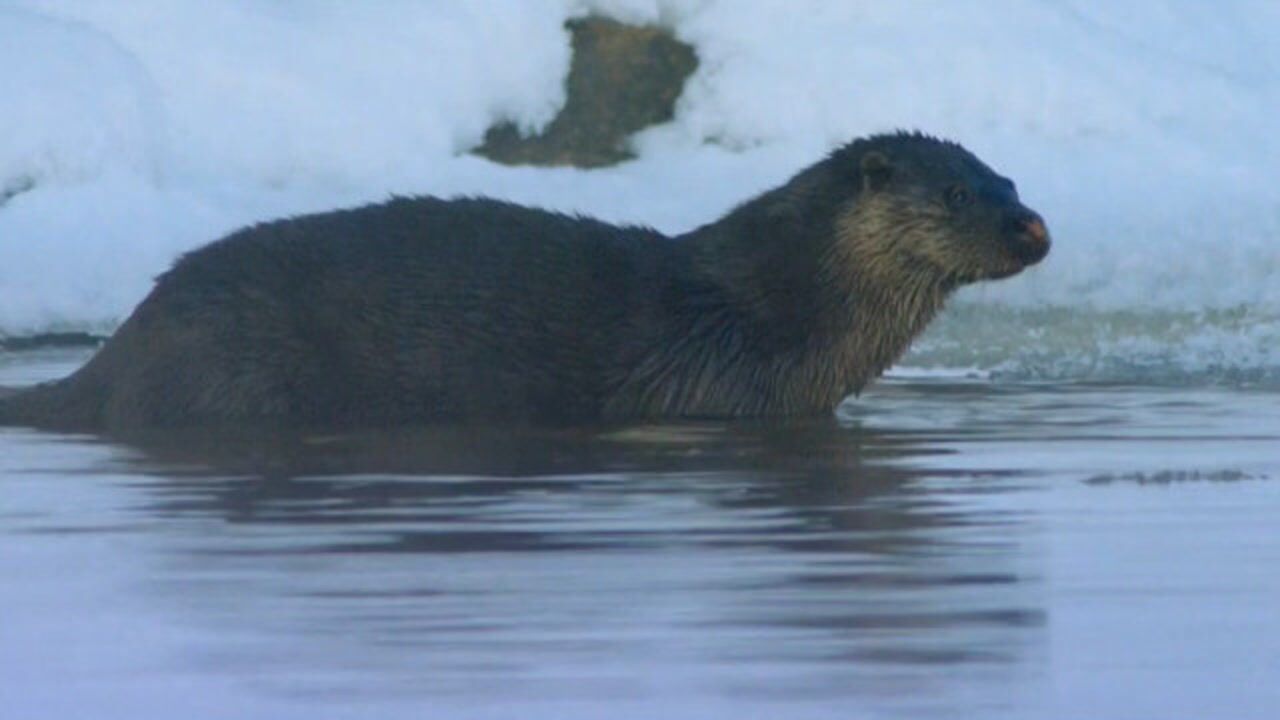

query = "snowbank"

[{"left": 2, "top": 1, "right": 1278, "bottom": 382}]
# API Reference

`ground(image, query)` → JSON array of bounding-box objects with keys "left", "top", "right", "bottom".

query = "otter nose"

[
  {"left": 1023, "top": 217, "right": 1048, "bottom": 243},
  {"left": 1010, "top": 211, "right": 1051, "bottom": 264}
]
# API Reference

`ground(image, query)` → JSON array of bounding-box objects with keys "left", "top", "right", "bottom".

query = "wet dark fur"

[{"left": 0, "top": 132, "right": 1049, "bottom": 431}]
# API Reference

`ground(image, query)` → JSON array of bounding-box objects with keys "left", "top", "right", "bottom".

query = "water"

[{"left": 2, "top": 351, "right": 1279, "bottom": 719}]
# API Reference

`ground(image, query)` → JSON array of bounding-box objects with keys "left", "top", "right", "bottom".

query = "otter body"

[{"left": 0, "top": 132, "right": 1049, "bottom": 431}]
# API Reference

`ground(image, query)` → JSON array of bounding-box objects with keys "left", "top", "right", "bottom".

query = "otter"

[{"left": 0, "top": 132, "right": 1049, "bottom": 431}]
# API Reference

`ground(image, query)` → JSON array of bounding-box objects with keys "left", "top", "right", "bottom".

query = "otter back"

[{"left": 2, "top": 197, "right": 673, "bottom": 429}]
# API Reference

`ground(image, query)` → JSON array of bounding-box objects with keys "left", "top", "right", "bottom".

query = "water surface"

[{"left": 2, "top": 351, "right": 1278, "bottom": 719}]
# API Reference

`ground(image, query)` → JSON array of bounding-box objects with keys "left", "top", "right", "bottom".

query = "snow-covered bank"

[{"left": 3, "top": 1, "right": 1278, "bottom": 383}]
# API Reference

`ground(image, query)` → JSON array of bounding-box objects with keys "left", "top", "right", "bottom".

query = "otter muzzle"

[{"left": 1011, "top": 214, "right": 1051, "bottom": 265}]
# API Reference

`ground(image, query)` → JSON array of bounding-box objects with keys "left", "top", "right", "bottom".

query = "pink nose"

[
  {"left": 1012, "top": 214, "right": 1051, "bottom": 264},
  {"left": 1023, "top": 217, "right": 1048, "bottom": 243}
]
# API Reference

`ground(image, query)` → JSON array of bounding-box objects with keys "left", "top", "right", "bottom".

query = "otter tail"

[
  {"left": 0, "top": 376, "right": 105, "bottom": 430},
  {"left": 0, "top": 383, "right": 40, "bottom": 426}
]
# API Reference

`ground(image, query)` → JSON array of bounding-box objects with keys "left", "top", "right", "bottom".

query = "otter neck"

[
  {"left": 822, "top": 197, "right": 956, "bottom": 385},
  {"left": 613, "top": 185, "right": 953, "bottom": 418}
]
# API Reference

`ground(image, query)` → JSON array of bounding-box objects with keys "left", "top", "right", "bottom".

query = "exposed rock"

[
  {"left": 474, "top": 17, "right": 697, "bottom": 168},
  {"left": 0, "top": 175, "right": 36, "bottom": 208}
]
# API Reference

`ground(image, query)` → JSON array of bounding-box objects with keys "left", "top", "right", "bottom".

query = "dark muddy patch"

[
  {"left": 474, "top": 17, "right": 697, "bottom": 168},
  {"left": 0, "top": 175, "right": 36, "bottom": 208}
]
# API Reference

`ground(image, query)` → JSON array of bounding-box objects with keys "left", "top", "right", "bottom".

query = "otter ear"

[{"left": 860, "top": 151, "right": 893, "bottom": 192}]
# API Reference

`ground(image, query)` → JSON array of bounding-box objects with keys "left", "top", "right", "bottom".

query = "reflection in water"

[
  {"left": 5, "top": 377, "right": 1279, "bottom": 716},
  {"left": 78, "top": 419, "right": 1042, "bottom": 711}
]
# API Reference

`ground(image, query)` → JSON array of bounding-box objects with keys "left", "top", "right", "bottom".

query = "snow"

[{"left": 2, "top": 1, "right": 1278, "bottom": 381}]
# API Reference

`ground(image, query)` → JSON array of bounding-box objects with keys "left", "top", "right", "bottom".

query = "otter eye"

[{"left": 948, "top": 185, "right": 973, "bottom": 208}]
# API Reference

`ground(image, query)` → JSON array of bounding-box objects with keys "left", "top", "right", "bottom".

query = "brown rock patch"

[{"left": 474, "top": 17, "right": 697, "bottom": 168}]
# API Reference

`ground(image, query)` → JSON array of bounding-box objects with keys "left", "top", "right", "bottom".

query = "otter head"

[{"left": 834, "top": 133, "right": 1050, "bottom": 286}]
